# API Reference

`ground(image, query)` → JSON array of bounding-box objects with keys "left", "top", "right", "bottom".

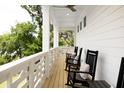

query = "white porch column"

[
  {"left": 53, "top": 25, "right": 59, "bottom": 48},
  {"left": 74, "top": 27, "right": 76, "bottom": 46},
  {"left": 42, "top": 6, "right": 50, "bottom": 52}
]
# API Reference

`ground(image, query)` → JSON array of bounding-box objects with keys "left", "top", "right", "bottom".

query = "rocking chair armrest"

[
  {"left": 66, "top": 53, "right": 73, "bottom": 55},
  {"left": 70, "top": 70, "right": 91, "bottom": 74},
  {"left": 68, "top": 57, "right": 78, "bottom": 61},
  {"left": 68, "top": 63, "right": 79, "bottom": 67},
  {"left": 66, "top": 64, "right": 79, "bottom": 72},
  {"left": 66, "top": 52, "right": 75, "bottom": 55},
  {"left": 66, "top": 53, "right": 75, "bottom": 56}
]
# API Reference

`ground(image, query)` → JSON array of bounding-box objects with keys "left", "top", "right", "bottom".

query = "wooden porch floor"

[{"left": 42, "top": 54, "right": 69, "bottom": 88}]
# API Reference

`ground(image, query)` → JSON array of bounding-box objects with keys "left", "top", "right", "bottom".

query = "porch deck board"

[{"left": 42, "top": 54, "right": 69, "bottom": 88}]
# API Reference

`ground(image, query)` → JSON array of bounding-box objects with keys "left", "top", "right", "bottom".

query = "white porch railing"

[{"left": 0, "top": 47, "right": 74, "bottom": 88}]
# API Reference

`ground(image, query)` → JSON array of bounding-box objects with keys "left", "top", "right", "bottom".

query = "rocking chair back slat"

[
  {"left": 116, "top": 57, "right": 124, "bottom": 88},
  {"left": 74, "top": 46, "right": 78, "bottom": 56},
  {"left": 85, "top": 50, "right": 98, "bottom": 80},
  {"left": 77, "top": 48, "right": 83, "bottom": 69}
]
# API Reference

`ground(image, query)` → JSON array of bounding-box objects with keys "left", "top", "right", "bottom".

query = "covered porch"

[{"left": 0, "top": 5, "right": 124, "bottom": 88}]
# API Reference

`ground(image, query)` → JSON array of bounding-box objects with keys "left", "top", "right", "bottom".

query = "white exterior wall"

[{"left": 75, "top": 5, "right": 124, "bottom": 87}]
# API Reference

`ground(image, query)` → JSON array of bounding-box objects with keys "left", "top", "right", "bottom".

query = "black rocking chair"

[
  {"left": 65, "top": 48, "right": 83, "bottom": 71},
  {"left": 73, "top": 57, "right": 124, "bottom": 88},
  {"left": 76, "top": 57, "right": 124, "bottom": 88},
  {"left": 75, "top": 57, "right": 124, "bottom": 88},
  {"left": 65, "top": 46, "right": 78, "bottom": 70},
  {"left": 66, "top": 49, "right": 98, "bottom": 87}
]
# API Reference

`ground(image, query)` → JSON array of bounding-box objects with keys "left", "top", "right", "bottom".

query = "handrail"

[
  {"left": 0, "top": 47, "right": 59, "bottom": 88},
  {"left": 0, "top": 51, "right": 46, "bottom": 72},
  {"left": 0, "top": 47, "right": 73, "bottom": 88}
]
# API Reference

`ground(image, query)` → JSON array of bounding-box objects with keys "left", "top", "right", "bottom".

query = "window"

[
  {"left": 80, "top": 21, "right": 82, "bottom": 30},
  {"left": 84, "top": 16, "right": 86, "bottom": 28}
]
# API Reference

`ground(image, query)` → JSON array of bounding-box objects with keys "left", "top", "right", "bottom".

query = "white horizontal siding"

[{"left": 76, "top": 5, "right": 124, "bottom": 87}]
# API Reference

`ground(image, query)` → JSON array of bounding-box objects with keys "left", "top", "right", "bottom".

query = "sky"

[{"left": 0, "top": 5, "right": 31, "bottom": 35}]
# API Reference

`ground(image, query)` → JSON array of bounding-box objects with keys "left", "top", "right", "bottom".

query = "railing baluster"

[
  {"left": 29, "top": 62, "right": 34, "bottom": 88},
  {"left": 0, "top": 47, "right": 72, "bottom": 88},
  {"left": 7, "top": 73, "right": 12, "bottom": 88}
]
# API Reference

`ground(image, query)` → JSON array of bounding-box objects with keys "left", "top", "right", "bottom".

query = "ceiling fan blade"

[
  {"left": 66, "top": 5, "right": 76, "bottom": 12},
  {"left": 52, "top": 5, "right": 77, "bottom": 12},
  {"left": 66, "top": 5, "right": 75, "bottom": 7},
  {"left": 52, "top": 5, "right": 66, "bottom": 8},
  {"left": 69, "top": 7, "right": 76, "bottom": 12}
]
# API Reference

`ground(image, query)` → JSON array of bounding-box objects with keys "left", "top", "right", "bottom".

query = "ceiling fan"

[{"left": 53, "top": 5, "right": 76, "bottom": 12}]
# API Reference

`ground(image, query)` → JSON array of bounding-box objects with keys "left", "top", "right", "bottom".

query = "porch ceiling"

[{"left": 50, "top": 5, "right": 86, "bottom": 31}]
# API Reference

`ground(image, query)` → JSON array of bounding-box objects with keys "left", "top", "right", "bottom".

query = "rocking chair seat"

[
  {"left": 70, "top": 71, "right": 83, "bottom": 81},
  {"left": 69, "top": 70, "right": 92, "bottom": 87}
]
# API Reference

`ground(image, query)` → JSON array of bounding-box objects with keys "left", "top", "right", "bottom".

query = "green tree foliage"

[
  {"left": 0, "top": 5, "right": 74, "bottom": 65},
  {"left": 0, "top": 22, "right": 38, "bottom": 65},
  {"left": 21, "top": 5, "right": 54, "bottom": 48},
  {"left": 21, "top": 5, "right": 42, "bottom": 27},
  {"left": 11, "top": 22, "right": 38, "bottom": 57},
  {"left": 0, "top": 34, "right": 11, "bottom": 65},
  {"left": 21, "top": 5, "right": 42, "bottom": 51},
  {"left": 59, "top": 31, "right": 74, "bottom": 46},
  {"left": 21, "top": 5, "right": 43, "bottom": 51}
]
